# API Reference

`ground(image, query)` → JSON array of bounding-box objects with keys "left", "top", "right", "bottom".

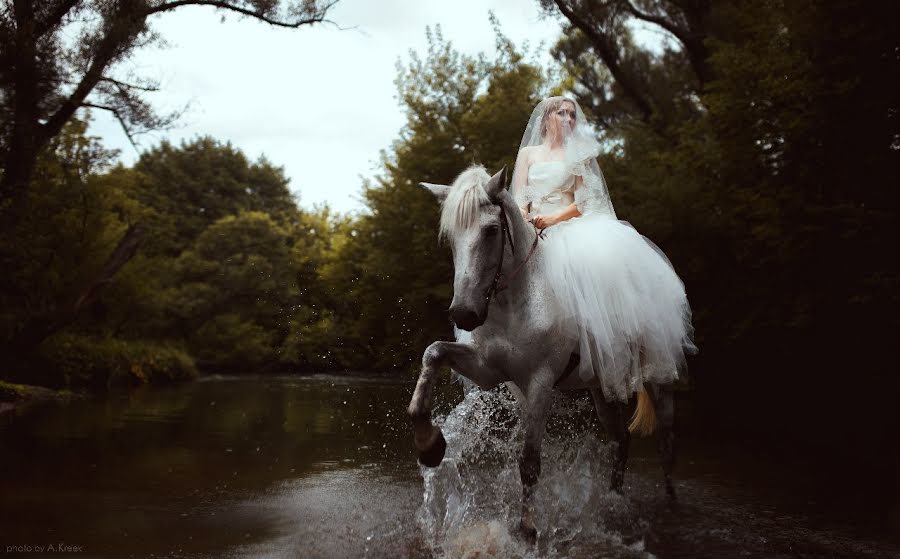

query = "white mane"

[{"left": 438, "top": 165, "right": 491, "bottom": 242}]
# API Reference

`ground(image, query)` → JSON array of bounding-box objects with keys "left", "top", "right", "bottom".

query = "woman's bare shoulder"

[{"left": 518, "top": 145, "right": 542, "bottom": 163}]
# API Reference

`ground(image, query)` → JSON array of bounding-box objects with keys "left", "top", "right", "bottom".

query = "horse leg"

[
  {"left": 407, "top": 341, "right": 505, "bottom": 467},
  {"left": 649, "top": 382, "right": 677, "bottom": 500},
  {"left": 518, "top": 374, "right": 554, "bottom": 544},
  {"left": 589, "top": 387, "right": 631, "bottom": 493},
  {"left": 506, "top": 381, "right": 527, "bottom": 410}
]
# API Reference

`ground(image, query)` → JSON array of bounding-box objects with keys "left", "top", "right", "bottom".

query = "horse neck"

[{"left": 498, "top": 191, "right": 538, "bottom": 301}]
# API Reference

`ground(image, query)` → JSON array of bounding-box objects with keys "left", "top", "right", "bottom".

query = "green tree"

[
  {"left": 113, "top": 139, "right": 338, "bottom": 372},
  {"left": 169, "top": 211, "right": 296, "bottom": 370},
  {"left": 0, "top": 116, "right": 144, "bottom": 367},
  {"left": 0, "top": 119, "right": 344, "bottom": 383},
  {"left": 547, "top": 0, "right": 900, "bottom": 449},
  {"left": 131, "top": 137, "right": 301, "bottom": 257},
  {"left": 0, "top": 1, "right": 339, "bottom": 376},
  {"left": 280, "top": 210, "right": 353, "bottom": 370}
]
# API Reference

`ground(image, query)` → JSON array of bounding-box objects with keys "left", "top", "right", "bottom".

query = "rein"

[{"left": 486, "top": 204, "right": 543, "bottom": 301}]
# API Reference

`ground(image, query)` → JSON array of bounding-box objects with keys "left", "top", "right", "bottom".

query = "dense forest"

[{"left": 1, "top": 1, "right": 897, "bottom": 468}]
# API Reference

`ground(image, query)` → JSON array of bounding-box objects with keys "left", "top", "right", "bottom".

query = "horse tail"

[{"left": 628, "top": 387, "right": 657, "bottom": 436}]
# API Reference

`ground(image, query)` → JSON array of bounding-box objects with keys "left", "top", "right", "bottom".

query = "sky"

[{"left": 87, "top": 1, "right": 570, "bottom": 214}]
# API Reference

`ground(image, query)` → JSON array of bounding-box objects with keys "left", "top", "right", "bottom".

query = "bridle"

[{"left": 485, "top": 203, "right": 543, "bottom": 302}]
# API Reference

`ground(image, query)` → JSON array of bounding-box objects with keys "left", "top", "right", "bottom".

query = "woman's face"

[
  {"left": 545, "top": 100, "right": 576, "bottom": 143},
  {"left": 553, "top": 101, "right": 577, "bottom": 136}
]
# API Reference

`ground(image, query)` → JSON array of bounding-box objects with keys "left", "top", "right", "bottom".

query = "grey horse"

[{"left": 407, "top": 165, "right": 677, "bottom": 542}]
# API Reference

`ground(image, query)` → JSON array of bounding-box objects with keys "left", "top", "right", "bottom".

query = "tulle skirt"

[{"left": 541, "top": 214, "right": 696, "bottom": 402}]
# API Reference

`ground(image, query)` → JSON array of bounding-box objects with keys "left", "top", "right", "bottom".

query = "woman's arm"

[
  {"left": 532, "top": 175, "right": 583, "bottom": 229},
  {"left": 511, "top": 148, "right": 532, "bottom": 219},
  {"left": 532, "top": 202, "right": 581, "bottom": 229},
  {"left": 556, "top": 202, "right": 583, "bottom": 223}
]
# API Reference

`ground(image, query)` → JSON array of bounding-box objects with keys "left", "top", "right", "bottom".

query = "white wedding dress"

[{"left": 520, "top": 160, "right": 696, "bottom": 402}]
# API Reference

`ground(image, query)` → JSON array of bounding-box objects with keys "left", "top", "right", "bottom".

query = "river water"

[{"left": 0, "top": 374, "right": 896, "bottom": 558}]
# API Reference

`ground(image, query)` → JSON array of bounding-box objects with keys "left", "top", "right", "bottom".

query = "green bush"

[
  {"left": 190, "top": 314, "right": 274, "bottom": 371},
  {"left": 40, "top": 334, "right": 198, "bottom": 389}
]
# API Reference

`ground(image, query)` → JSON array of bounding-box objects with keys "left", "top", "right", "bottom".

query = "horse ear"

[
  {"left": 420, "top": 182, "right": 451, "bottom": 202},
  {"left": 485, "top": 166, "right": 508, "bottom": 199}
]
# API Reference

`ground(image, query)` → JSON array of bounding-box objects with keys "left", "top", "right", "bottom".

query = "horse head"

[{"left": 421, "top": 165, "right": 510, "bottom": 331}]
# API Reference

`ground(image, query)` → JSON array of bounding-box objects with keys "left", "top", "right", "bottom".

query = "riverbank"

[
  {"left": 0, "top": 369, "right": 379, "bottom": 415},
  {"left": 0, "top": 380, "right": 85, "bottom": 415}
]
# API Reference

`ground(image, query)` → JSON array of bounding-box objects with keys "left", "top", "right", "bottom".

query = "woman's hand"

[
  {"left": 531, "top": 213, "right": 559, "bottom": 230},
  {"left": 533, "top": 203, "right": 582, "bottom": 229}
]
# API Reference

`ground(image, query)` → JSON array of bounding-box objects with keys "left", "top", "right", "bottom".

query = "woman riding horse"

[{"left": 408, "top": 96, "right": 697, "bottom": 542}]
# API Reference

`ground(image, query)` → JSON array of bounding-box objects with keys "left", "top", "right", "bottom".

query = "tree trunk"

[
  {"left": 1, "top": 224, "right": 146, "bottom": 359},
  {"left": 1, "top": 0, "right": 41, "bottom": 221}
]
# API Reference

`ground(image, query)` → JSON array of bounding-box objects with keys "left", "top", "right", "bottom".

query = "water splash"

[{"left": 417, "top": 384, "right": 655, "bottom": 558}]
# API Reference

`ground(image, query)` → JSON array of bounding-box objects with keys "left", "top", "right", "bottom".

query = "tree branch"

[
  {"left": 72, "top": 224, "right": 146, "bottom": 314},
  {"left": 623, "top": 1, "right": 689, "bottom": 43},
  {"left": 99, "top": 76, "right": 161, "bottom": 93},
  {"left": 81, "top": 101, "right": 139, "bottom": 149},
  {"left": 553, "top": 0, "right": 655, "bottom": 121},
  {"left": 146, "top": 0, "right": 340, "bottom": 29},
  {"left": 39, "top": 3, "right": 146, "bottom": 150},
  {"left": 623, "top": 0, "right": 711, "bottom": 86},
  {"left": 34, "top": 0, "right": 82, "bottom": 37}
]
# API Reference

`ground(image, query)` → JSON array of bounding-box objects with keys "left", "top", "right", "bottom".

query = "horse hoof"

[
  {"left": 417, "top": 430, "right": 446, "bottom": 468},
  {"left": 609, "top": 472, "right": 624, "bottom": 494},
  {"left": 666, "top": 481, "right": 678, "bottom": 502},
  {"left": 518, "top": 519, "right": 537, "bottom": 545}
]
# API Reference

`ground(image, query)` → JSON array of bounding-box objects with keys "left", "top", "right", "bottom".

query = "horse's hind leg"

[
  {"left": 649, "top": 382, "right": 677, "bottom": 499},
  {"left": 518, "top": 374, "right": 554, "bottom": 543},
  {"left": 589, "top": 387, "right": 631, "bottom": 493}
]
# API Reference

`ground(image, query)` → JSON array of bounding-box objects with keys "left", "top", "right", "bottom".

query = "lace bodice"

[
  {"left": 516, "top": 160, "right": 576, "bottom": 214},
  {"left": 514, "top": 159, "right": 616, "bottom": 218}
]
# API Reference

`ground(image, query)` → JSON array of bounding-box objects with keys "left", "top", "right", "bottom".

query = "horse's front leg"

[
  {"left": 518, "top": 371, "right": 555, "bottom": 544},
  {"left": 407, "top": 341, "right": 505, "bottom": 468}
]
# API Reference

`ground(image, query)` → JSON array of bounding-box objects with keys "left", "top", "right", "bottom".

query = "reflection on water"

[
  {"left": 0, "top": 374, "right": 431, "bottom": 558},
  {"left": 0, "top": 374, "right": 897, "bottom": 558}
]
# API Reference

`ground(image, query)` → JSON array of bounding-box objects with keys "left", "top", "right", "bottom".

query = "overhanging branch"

[
  {"left": 623, "top": 1, "right": 689, "bottom": 43},
  {"left": 34, "top": 0, "right": 82, "bottom": 37},
  {"left": 99, "top": 76, "right": 160, "bottom": 93},
  {"left": 39, "top": 2, "right": 145, "bottom": 150},
  {"left": 81, "top": 101, "right": 139, "bottom": 149},
  {"left": 146, "top": 0, "right": 340, "bottom": 29},
  {"left": 623, "top": 0, "right": 711, "bottom": 86},
  {"left": 553, "top": 0, "right": 655, "bottom": 121},
  {"left": 73, "top": 224, "right": 146, "bottom": 314}
]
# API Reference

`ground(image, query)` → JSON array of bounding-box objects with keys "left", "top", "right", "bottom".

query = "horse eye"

[{"left": 484, "top": 225, "right": 499, "bottom": 237}]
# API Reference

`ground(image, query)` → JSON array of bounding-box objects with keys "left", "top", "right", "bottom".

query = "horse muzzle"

[{"left": 448, "top": 303, "right": 485, "bottom": 332}]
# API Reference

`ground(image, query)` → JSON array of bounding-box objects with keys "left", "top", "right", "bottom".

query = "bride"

[{"left": 511, "top": 96, "right": 696, "bottom": 402}]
